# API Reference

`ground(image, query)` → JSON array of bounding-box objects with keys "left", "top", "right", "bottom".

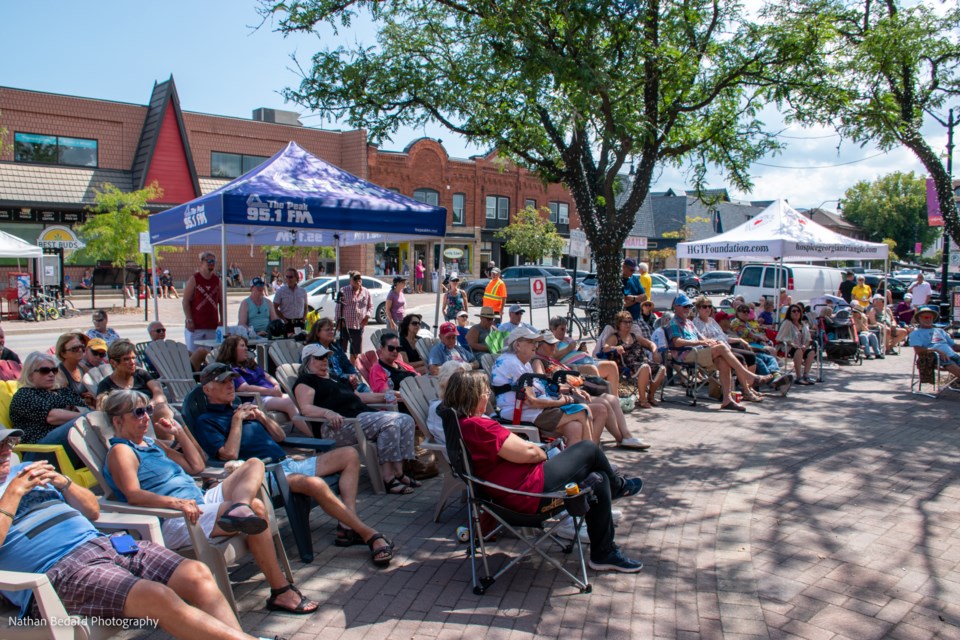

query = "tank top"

[
  {"left": 103, "top": 437, "right": 205, "bottom": 503},
  {"left": 245, "top": 297, "right": 272, "bottom": 333},
  {"left": 445, "top": 290, "right": 465, "bottom": 318},
  {"left": 190, "top": 272, "right": 221, "bottom": 330}
]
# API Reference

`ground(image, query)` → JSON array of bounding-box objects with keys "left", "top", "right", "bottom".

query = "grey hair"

[
  {"left": 101, "top": 390, "right": 149, "bottom": 421},
  {"left": 438, "top": 360, "right": 471, "bottom": 398},
  {"left": 638, "top": 262, "right": 649, "bottom": 272},
  {"left": 148, "top": 321, "right": 165, "bottom": 333},
  {"left": 18, "top": 352, "right": 59, "bottom": 389},
  {"left": 549, "top": 316, "right": 568, "bottom": 330}
]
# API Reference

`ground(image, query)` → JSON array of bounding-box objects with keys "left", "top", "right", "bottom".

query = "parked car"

[
  {"left": 658, "top": 268, "right": 701, "bottom": 297},
  {"left": 698, "top": 270, "right": 739, "bottom": 294},
  {"left": 465, "top": 266, "right": 573, "bottom": 306},
  {"left": 733, "top": 263, "right": 845, "bottom": 305},
  {"left": 863, "top": 275, "right": 909, "bottom": 302},
  {"left": 268, "top": 275, "right": 391, "bottom": 324},
  {"left": 575, "top": 272, "right": 678, "bottom": 310}
]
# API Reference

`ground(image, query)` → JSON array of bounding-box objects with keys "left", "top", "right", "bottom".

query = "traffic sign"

[{"left": 530, "top": 276, "right": 547, "bottom": 310}]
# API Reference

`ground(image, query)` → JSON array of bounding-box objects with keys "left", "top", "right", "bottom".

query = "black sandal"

[
  {"left": 365, "top": 533, "right": 394, "bottom": 567},
  {"left": 335, "top": 524, "right": 365, "bottom": 547},
  {"left": 396, "top": 474, "right": 422, "bottom": 489},
  {"left": 266, "top": 584, "right": 319, "bottom": 615},
  {"left": 384, "top": 478, "right": 414, "bottom": 494},
  {"left": 217, "top": 503, "right": 268, "bottom": 535}
]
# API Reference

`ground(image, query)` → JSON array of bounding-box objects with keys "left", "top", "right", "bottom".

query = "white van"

[{"left": 733, "top": 263, "right": 845, "bottom": 305}]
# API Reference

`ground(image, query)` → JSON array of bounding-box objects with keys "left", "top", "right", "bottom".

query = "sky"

[{"left": 0, "top": 0, "right": 947, "bottom": 213}]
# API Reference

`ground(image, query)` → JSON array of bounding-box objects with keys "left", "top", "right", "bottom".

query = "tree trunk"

[{"left": 903, "top": 136, "right": 960, "bottom": 252}]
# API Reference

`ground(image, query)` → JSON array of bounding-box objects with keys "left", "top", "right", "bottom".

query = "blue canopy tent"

[{"left": 147, "top": 141, "right": 448, "bottom": 328}]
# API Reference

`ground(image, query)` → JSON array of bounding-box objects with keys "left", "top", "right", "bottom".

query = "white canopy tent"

[
  {"left": 677, "top": 199, "right": 888, "bottom": 262},
  {"left": 0, "top": 230, "right": 43, "bottom": 259}
]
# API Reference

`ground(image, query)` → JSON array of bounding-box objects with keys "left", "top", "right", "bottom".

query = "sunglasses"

[
  {"left": 35, "top": 366, "right": 58, "bottom": 375},
  {"left": 384, "top": 345, "right": 401, "bottom": 352},
  {"left": 205, "top": 259, "right": 216, "bottom": 265},
  {"left": 91, "top": 350, "right": 107, "bottom": 357},
  {"left": 699, "top": 305, "right": 713, "bottom": 310},
  {"left": 352, "top": 276, "right": 362, "bottom": 282},
  {"left": 132, "top": 405, "right": 155, "bottom": 419},
  {"left": 286, "top": 274, "right": 297, "bottom": 279},
  {"left": 409, "top": 321, "right": 421, "bottom": 326},
  {"left": 152, "top": 328, "right": 167, "bottom": 333},
  {"left": 65, "top": 345, "right": 85, "bottom": 353},
  {"left": 791, "top": 309, "right": 802, "bottom": 313}
]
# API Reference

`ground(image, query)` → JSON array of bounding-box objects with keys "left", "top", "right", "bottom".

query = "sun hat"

[
  {"left": 478, "top": 306, "right": 499, "bottom": 319},
  {"left": 539, "top": 330, "right": 559, "bottom": 344},
  {"left": 506, "top": 326, "right": 544, "bottom": 346}
]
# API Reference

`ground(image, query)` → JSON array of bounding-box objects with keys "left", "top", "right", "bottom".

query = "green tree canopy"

[
  {"left": 260, "top": 0, "right": 797, "bottom": 324},
  {"left": 841, "top": 171, "right": 937, "bottom": 260},
  {"left": 71, "top": 182, "right": 163, "bottom": 267},
  {"left": 768, "top": 0, "right": 960, "bottom": 252},
  {"left": 495, "top": 206, "right": 566, "bottom": 265}
]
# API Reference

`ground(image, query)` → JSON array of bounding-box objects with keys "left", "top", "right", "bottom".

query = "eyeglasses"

[
  {"left": 384, "top": 345, "right": 401, "bottom": 352},
  {"left": 35, "top": 366, "right": 58, "bottom": 375},
  {"left": 791, "top": 309, "right": 802, "bottom": 314},
  {"left": 91, "top": 350, "right": 107, "bottom": 357},
  {"left": 65, "top": 345, "right": 85, "bottom": 353},
  {"left": 699, "top": 305, "right": 713, "bottom": 310},
  {"left": 132, "top": 405, "right": 155, "bottom": 419}
]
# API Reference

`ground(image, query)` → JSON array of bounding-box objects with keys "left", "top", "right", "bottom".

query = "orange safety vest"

[{"left": 483, "top": 279, "right": 507, "bottom": 313}]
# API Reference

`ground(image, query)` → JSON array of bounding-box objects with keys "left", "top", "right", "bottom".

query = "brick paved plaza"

[{"left": 7, "top": 297, "right": 958, "bottom": 639}]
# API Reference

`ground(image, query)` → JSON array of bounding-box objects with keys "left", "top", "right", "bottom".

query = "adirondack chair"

[
  {"left": 178, "top": 384, "right": 339, "bottom": 563},
  {"left": 479, "top": 353, "right": 496, "bottom": 378},
  {"left": 144, "top": 340, "right": 198, "bottom": 406},
  {"left": 0, "top": 512, "right": 163, "bottom": 640},
  {"left": 134, "top": 340, "right": 156, "bottom": 375},
  {"left": 369, "top": 327, "right": 394, "bottom": 351},
  {"left": 356, "top": 350, "right": 379, "bottom": 388},
  {"left": 399, "top": 375, "right": 465, "bottom": 522},
  {"left": 68, "top": 412, "right": 293, "bottom": 613},
  {"left": 268, "top": 339, "right": 302, "bottom": 370},
  {"left": 81, "top": 363, "right": 113, "bottom": 397},
  {"left": 416, "top": 337, "right": 440, "bottom": 365},
  {"left": 276, "top": 363, "right": 386, "bottom": 494}
]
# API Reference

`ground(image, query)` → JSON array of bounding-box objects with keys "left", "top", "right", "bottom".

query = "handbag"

[{"left": 580, "top": 375, "right": 610, "bottom": 397}]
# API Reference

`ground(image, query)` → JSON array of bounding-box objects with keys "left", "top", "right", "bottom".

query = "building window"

[
  {"left": 525, "top": 198, "right": 537, "bottom": 210},
  {"left": 14, "top": 133, "right": 98, "bottom": 167},
  {"left": 413, "top": 188, "right": 440, "bottom": 206},
  {"left": 549, "top": 202, "right": 569, "bottom": 224},
  {"left": 486, "top": 195, "right": 509, "bottom": 220},
  {"left": 211, "top": 152, "right": 269, "bottom": 178},
  {"left": 452, "top": 193, "right": 466, "bottom": 225}
]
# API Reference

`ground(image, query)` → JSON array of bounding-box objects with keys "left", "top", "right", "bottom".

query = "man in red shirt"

[{"left": 182, "top": 251, "right": 223, "bottom": 352}]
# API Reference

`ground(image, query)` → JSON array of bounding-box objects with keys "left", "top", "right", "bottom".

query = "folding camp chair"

[
  {"left": 660, "top": 347, "right": 713, "bottom": 406},
  {"left": 910, "top": 349, "right": 960, "bottom": 398},
  {"left": 438, "top": 406, "right": 593, "bottom": 595}
]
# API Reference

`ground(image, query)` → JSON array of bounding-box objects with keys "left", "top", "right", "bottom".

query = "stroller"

[{"left": 815, "top": 305, "right": 863, "bottom": 366}]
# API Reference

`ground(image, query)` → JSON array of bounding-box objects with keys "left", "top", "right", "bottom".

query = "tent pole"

[
  {"left": 434, "top": 238, "right": 445, "bottom": 337},
  {"left": 221, "top": 224, "right": 227, "bottom": 335},
  {"left": 152, "top": 249, "right": 159, "bottom": 321}
]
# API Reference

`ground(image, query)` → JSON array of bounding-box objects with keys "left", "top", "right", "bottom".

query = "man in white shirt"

[{"left": 907, "top": 273, "right": 933, "bottom": 307}]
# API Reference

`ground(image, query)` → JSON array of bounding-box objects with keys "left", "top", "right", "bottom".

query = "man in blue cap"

[
  {"left": 621, "top": 258, "right": 646, "bottom": 321},
  {"left": 908, "top": 305, "right": 960, "bottom": 378}
]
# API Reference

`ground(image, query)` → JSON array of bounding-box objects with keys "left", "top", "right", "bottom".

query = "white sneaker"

[
  {"left": 554, "top": 516, "right": 590, "bottom": 543},
  {"left": 619, "top": 437, "right": 652, "bottom": 451},
  {"left": 611, "top": 508, "right": 623, "bottom": 526}
]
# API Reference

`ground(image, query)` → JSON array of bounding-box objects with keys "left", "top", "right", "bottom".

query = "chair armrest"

[
  {"left": 505, "top": 425, "right": 541, "bottom": 443},
  {"left": 283, "top": 436, "right": 335, "bottom": 452},
  {"left": 464, "top": 472, "right": 592, "bottom": 500},
  {"left": 95, "top": 511, "right": 164, "bottom": 544},
  {"left": 199, "top": 466, "right": 229, "bottom": 480},
  {"left": 0, "top": 570, "right": 74, "bottom": 630},
  {"left": 98, "top": 499, "right": 183, "bottom": 519}
]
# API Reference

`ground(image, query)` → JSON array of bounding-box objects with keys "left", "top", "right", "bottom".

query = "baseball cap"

[
  {"left": 301, "top": 343, "right": 331, "bottom": 362},
  {"left": 672, "top": 293, "right": 694, "bottom": 307},
  {"left": 508, "top": 304, "right": 524, "bottom": 314},
  {"left": 439, "top": 322, "right": 458, "bottom": 336},
  {"left": 0, "top": 427, "right": 24, "bottom": 442},
  {"left": 199, "top": 362, "right": 239, "bottom": 385},
  {"left": 87, "top": 338, "right": 108, "bottom": 352},
  {"left": 393, "top": 275, "right": 407, "bottom": 285},
  {"left": 714, "top": 311, "right": 731, "bottom": 322},
  {"left": 506, "top": 326, "right": 544, "bottom": 346},
  {"left": 251, "top": 277, "right": 265, "bottom": 288},
  {"left": 449, "top": 275, "right": 460, "bottom": 281},
  {"left": 872, "top": 294, "right": 884, "bottom": 301},
  {"left": 623, "top": 258, "right": 637, "bottom": 268},
  {"left": 490, "top": 268, "right": 501, "bottom": 276},
  {"left": 539, "top": 330, "right": 559, "bottom": 344},
  {"left": 904, "top": 293, "right": 913, "bottom": 299}
]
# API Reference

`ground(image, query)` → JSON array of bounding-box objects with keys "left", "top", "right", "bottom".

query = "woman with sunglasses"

[
  {"left": 397, "top": 313, "right": 428, "bottom": 374},
  {"left": 600, "top": 311, "right": 665, "bottom": 409},
  {"left": 306, "top": 317, "right": 373, "bottom": 391},
  {"left": 54, "top": 332, "right": 95, "bottom": 408},
  {"left": 9, "top": 352, "right": 88, "bottom": 465},
  {"left": 215, "top": 335, "right": 307, "bottom": 435},
  {"left": 100, "top": 390, "right": 320, "bottom": 615},
  {"left": 85, "top": 309, "right": 121, "bottom": 346},
  {"left": 776, "top": 303, "right": 817, "bottom": 384}
]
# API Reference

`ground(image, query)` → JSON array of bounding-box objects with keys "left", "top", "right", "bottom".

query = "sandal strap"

[{"left": 270, "top": 583, "right": 295, "bottom": 597}]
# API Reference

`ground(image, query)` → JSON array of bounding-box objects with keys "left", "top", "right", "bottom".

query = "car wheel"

[
  {"left": 375, "top": 302, "right": 387, "bottom": 325},
  {"left": 684, "top": 285, "right": 700, "bottom": 297},
  {"left": 469, "top": 289, "right": 484, "bottom": 306},
  {"left": 547, "top": 288, "right": 559, "bottom": 305}
]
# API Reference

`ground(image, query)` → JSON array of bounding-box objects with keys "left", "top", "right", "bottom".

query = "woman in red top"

[{"left": 444, "top": 370, "right": 644, "bottom": 573}]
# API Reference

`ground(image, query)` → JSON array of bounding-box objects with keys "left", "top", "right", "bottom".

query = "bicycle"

[{"left": 564, "top": 299, "right": 600, "bottom": 342}]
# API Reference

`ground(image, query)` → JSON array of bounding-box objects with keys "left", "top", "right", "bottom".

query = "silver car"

[
  {"left": 575, "top": 272, "right": 678, "bottom": 310},
  {"left": 268, "top": 275, "right": 392, "bottom": 324}
]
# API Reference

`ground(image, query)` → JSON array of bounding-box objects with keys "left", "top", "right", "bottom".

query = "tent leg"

[
  {"left": 151, "top": 249, "right": 160, "bottom": 321},
  {"left": 221, "top": 224, "right": 228, "bottom": 335},
  {"left": 433, "top": 238, "right": 445, "bottom": 336}
]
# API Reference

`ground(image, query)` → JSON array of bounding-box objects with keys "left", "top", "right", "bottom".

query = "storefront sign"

[
  {"left": 0, "top": 209, "right": 85, "bottom": 224},
  {"left": 443, "top": 247, "right": 465, "bottom": 259},
  {"left": 530, "top": 276, "right": 547, "bottom": 310},
  {"left": 624, "top": 236, "right": 648, "bottom": 250},
  {"left": 37, "top": 225, "right": 85, "bottom": 250}
]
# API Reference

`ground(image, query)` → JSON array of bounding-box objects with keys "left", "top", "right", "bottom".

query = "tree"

[
  {"left": 841, "top": 171, "right": 938, "bottom": 260},
  {"left": 495, "top": 206, "right": 566, "bottom": 265},
  {"left": 768, "top": 0, "right": 960, "bottom": 256},
  {"left": 260, "top": 0, "right": 795, "bottom": 325},
  {"left": 71, "top": 182, "right": 163, "bottom": 267},
  {"left": 264, "top": 245, "right": 335, "bottom": 262}
]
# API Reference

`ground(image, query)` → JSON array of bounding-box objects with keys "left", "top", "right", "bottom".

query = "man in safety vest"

[{"left": 483, "top": 267, "right": 507, "bottom": 315}]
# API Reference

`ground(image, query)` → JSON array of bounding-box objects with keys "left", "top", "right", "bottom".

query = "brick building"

[{"left": 0, "top": 78, "right": 584, "bottom": 293}]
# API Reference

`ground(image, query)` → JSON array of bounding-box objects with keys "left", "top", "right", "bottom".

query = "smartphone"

[
  {"left": 578, "top": 342, "right": 588, "bottom": 351},
  {"left": 110, "top": 533, "right": 140, "bottom": 556}
]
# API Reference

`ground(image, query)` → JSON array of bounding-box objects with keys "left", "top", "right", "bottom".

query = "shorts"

[
  {"left": 683, "top": 347, "right": 715, "bottom": 368},
  {"left": 280, "top": 455, "right": 319, "bottom": 478},
  {"left": 533, "top": 404, "right": 589, "bottom": 438},
  {"left": 184, "top": 328, "right": 216, "bottom": 352},
  {"left": 38, "top": 536, "right": 185, "bottom": 619},
  {"left": 159, "top": 483, "right": 224, "bottom": 550},
  {"left": 786, "top": 346, "right": 816, "bottom": 359}
]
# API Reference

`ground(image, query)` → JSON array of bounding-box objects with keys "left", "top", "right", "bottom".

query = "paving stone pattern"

[{"left": 103, "top": 338, "right": 960, "bottom": 639}]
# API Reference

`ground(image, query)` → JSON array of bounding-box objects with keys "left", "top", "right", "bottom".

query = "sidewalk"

[{"left": 113, "top": 349, "right": 959, "bottom": 639}]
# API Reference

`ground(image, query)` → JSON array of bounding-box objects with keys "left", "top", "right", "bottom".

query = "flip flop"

[
  {"left": 266, "top": 584, "right": 319, "bottom": 615},
  {"left": 366, "top": 533, "right": 395, "bottom": 567},
  {"left": 217, "top": 503, "right": 268, "bottom": 535}
]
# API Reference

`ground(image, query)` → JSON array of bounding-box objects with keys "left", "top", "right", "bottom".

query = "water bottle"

[
  {"left": 385, "top": 377, "right": 396, "bottom": 403},
  {"left": 215, "top": 326, "right": 224, "bottom": 345}
]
